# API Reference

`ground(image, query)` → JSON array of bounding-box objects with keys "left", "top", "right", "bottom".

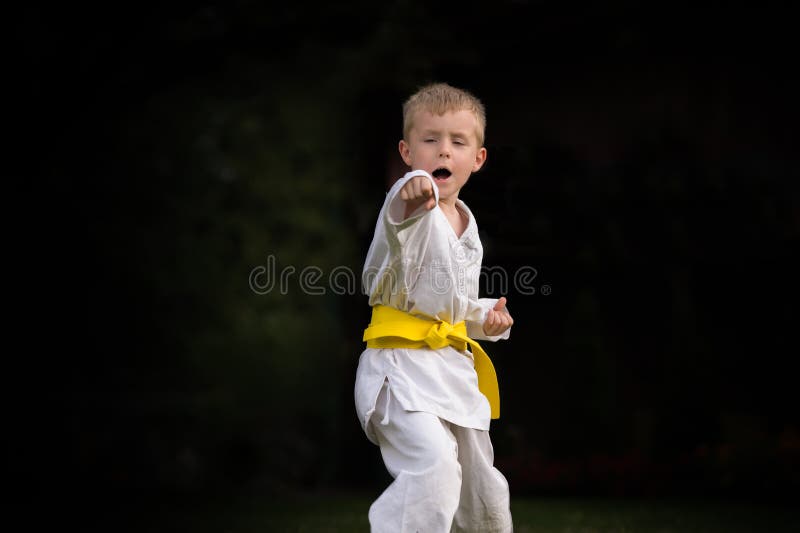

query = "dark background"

[{"left": 25, "top": 0, "right": 798, "bottom": 526}]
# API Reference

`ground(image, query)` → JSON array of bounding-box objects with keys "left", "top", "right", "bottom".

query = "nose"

[{"left": 439, "top": 141, "right": 452, "bottom": 158}]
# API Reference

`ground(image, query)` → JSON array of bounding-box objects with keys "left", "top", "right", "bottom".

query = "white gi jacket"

[{"left": 355, "top": 170, "right": 510, "bottom": 444}]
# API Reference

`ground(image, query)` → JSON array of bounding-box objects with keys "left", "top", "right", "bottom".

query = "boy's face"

[{"left": 399, "top": 109, "right": 487, "bottom": 203}]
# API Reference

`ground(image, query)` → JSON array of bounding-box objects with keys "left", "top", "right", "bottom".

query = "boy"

[{"left": 355, "top": 83, "right": 514, "bottom": 532}]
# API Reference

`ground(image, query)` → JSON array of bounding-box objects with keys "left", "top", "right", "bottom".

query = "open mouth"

[{"left": 432, "top": 168, "right": 452, "bottom": 180}]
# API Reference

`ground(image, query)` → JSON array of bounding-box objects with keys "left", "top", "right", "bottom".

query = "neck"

[{"left": 438, "top": 195, "right": 459, "bottom": 211}]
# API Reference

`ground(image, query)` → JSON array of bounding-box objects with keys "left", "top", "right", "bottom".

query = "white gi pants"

[{"left": 368, "top": 382, "right": 513, "bottom": 533}]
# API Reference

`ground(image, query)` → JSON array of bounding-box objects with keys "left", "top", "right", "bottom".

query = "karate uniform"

[{"left": 354, "top": 170, "right": 513, "bottom": 532}]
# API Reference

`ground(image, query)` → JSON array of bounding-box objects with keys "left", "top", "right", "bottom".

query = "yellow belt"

[{"left": 362, "top": 305, "right": 500, "bottom": 419}]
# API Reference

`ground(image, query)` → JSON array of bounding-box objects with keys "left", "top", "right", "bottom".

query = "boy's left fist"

[{"left": 483, "top": 296, "right": 513, "bottom": 336}]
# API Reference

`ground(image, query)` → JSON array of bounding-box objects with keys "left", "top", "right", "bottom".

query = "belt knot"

[{"left": 424, "top": 321, "right": 455, "bottom": 350}]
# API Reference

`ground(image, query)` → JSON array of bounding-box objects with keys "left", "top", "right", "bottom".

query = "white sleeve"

[{"left": 466, "top": 297, "right": 511, "bottom": 342}]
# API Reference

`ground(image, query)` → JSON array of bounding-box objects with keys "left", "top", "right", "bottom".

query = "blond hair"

[{"left": 402, "top": 82, "right": 486, "bottom": 146}]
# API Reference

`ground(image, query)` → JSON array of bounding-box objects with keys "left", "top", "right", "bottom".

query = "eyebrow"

[{"left": 420, "top": 129, "right": 471, "bottom": 139}]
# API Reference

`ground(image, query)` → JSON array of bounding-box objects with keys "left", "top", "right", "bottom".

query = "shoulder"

[{"left": 456, "top": 199, "right": 479, "bottom": 233}]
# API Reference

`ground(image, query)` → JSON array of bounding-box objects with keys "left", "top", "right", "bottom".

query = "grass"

[{"left": 121, "top": 490, "right": 799, "bottom": 532}]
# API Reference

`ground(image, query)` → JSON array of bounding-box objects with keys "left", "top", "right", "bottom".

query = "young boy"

[{"left": 354, "top": 83, "right": 514, "bottom": 532}]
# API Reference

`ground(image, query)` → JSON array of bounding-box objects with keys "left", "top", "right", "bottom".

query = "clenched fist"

[
  {"left": 400, "top": 175, "right": 437, "bottom": 218},
  {"left": 483, "top": 297, "right": 513, "bottom": 337}
]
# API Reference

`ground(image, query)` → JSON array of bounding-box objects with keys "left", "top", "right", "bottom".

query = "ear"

[
  {"left": 398, "top": 139, "right": 413, "bottom": 167},
  {"left": 472, "top": 146, "right": 487, "bottom": 172}
]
